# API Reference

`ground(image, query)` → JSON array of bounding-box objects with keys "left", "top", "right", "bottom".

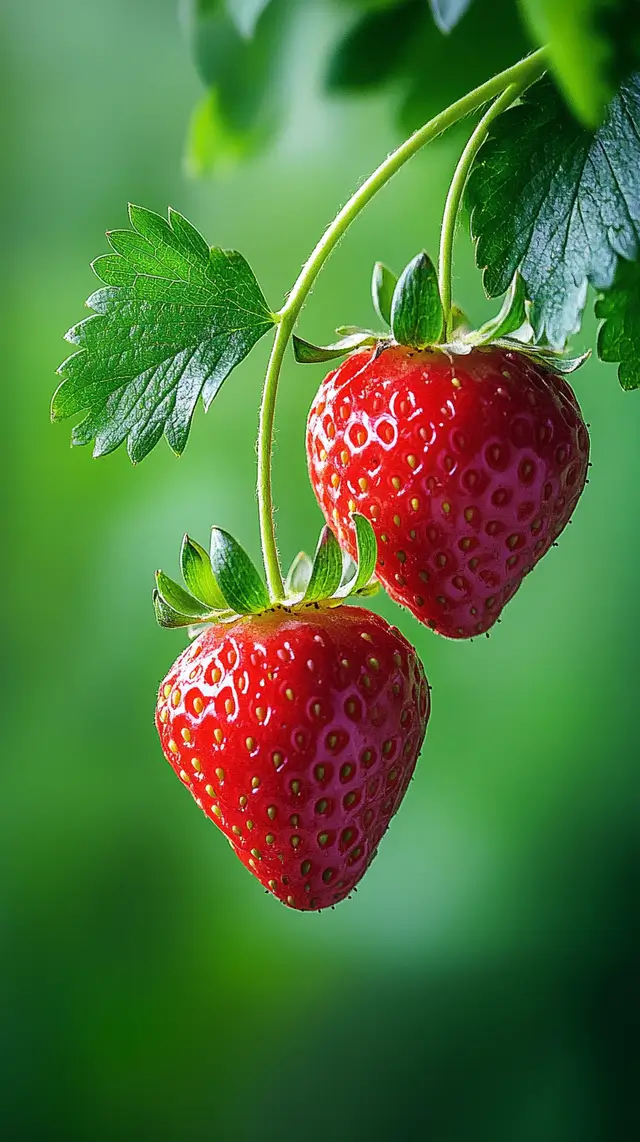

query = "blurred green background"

[{"left": 2, "top": 1, "right": 639, "bottom": 1139}]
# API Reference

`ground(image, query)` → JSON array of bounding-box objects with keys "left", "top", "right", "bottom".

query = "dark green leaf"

[
  {"left": 521, "top": 0, "right": 640, "bottom": 126},
  {"left": 293, "top": 333, "right": 376, "bottom": 364},
  {"left": 181, "top": 535, "right": 228, "bottom": 609},
  {"left": 467, "top": 75, "right": 640, "bottom": 349},
  {"left": 470, "top": 273, "right": 528, "bottom": 345},
  {"left": 53, "top": 205, "right": 274, "bottom": 461},
  {"left": 327, "top": 0, "right": 424, "bottom": 91},
  {"left": 595, "top": 258, "right": 640, "bottom": 389},
  {"left": 391, "top": 252, "right": 444, "bottom": 348},
  {"left": 372, "top": 262, "right": 397, "bottom": 325},
  {"left": 303, "top": 527, "right": 344, "bottom": 602},
  {"left": 285, "top": 552, "right": 313, "bottom": 596},
  {"left": 429, "top": 0, "right": 474, "bottom": 34},
  {"left": 209, "top": 527, "right": 270, "bottom": 614},
  {"left": 155, "top": 571, "right": 214, "bottom": 619},
  {"left": 182, "top": 0, "right": 286, "bottom": 172}
]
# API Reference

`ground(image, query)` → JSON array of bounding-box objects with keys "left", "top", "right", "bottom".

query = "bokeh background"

[{"left": 2, "top": 1, "right": 639, "bottom": 1139}]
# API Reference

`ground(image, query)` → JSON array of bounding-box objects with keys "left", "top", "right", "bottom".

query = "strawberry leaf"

[
  {"left": 53, "top": 205, "right": 274, "bottom": 462},
  {"left": 467, "top": 75, "right": 640, "bottom": 350},
  {"left": 337, "top": 513, "right": 378, "bottom": 598},
  {"left": 209, "top": 528, "right": 270, "bottom": 614},
  {"left": 155, "top": 572, "right": 215, "bottom": 619},
  {"left": 371, "top": 262, "right": 397, "bottom": 326},
  {"left": 428, "top": 0, "right": 474, "bottom": 34},
  {"left": 595, "top": 258, "right": 640, "bottom": 389},
  {"left": 303, "top": 527, "right": 344, "bottom": 602},
  {"left": 285, "top": 552, "right": 313, "bottom": 596},
  {"left": 391, "top": 252, "right": 444, "bottom": 348},
  {"left": 468, "top": 273, "right": 528, "bottom": 346}
]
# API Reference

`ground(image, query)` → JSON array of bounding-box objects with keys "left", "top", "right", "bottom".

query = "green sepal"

[
  {"left": 496, "top": 340, "right": 592, "bottom": 375},
  {"left": 285, "top": 551, "right": 313, "bottom": 596},
  {"left": 155, "top": 571, "right": 215, "bottom": 619},
  {"left": 181, "top": 534, "right": 228, "bottom": 609},
  {"left": 303, "top": 526, "right": 344, "bottom": 602},
  {"left": 293, "top": 332, "right": 376, "bottom": 364},
  {"left": 372, "top": 262, "right": 397, "bottom": 326},
  {"left": 336, "top": 513, "right": 378, "bottom": 598},
  {"left": 391, "top": 252, "right": 444, "bottom": 349},
  {"left": 469, "top": 273, "right": 529, "bottom": 345},
  {"left": 209, "top": 527, "right": 270, "bottom": 615},
  {"left": 153, "top": 590, "right": 199, "bottom": 630}
]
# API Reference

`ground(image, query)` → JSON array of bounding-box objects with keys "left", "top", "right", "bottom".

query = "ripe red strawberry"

[
  {"left": 307, "top": 344, "right": 590, "bottom": 638},
  {"left": 156, "top": 605, "right": 429, "bottom": 910}
]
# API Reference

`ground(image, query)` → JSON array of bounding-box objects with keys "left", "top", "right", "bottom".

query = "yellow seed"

[
  {"left": 266, "top": 833, "right": 275, "bottom": 845},
  {"left": 391, "top": 476, "right": 401, "bottom": 490},
  {"left": 224, "top": 699, "right": 233, "bottom": 716},
  {"left": 245, "top": 736, "right": 255, "bottom": 751},
  {"left": 232, "top": 825, "right": 241, "bottom": 835},
  {"left": 362, "top": 750, "right": 372, "bottom": 765},
  {"left": 193, "top": 697, "right": 204, "bottom": 715},
  {"left": 268, "top": 879, "right": 277, "bottom": 891},
  {"left": 411, "top": 497, "right": 420, "bottom": 511},
  {"left": 348, "top": 499, "right": 357, "bottom": 513},
  {"left": 361, "top": 632, "right": 373, "bottom": 642},
  {"left": 358, "top": 477, "right": 368, "bottom": 492},
  {"left": 272, "top": 752, "right": 284, "bottom": 770},
  {"left": 251, "top": 776, "right": 261, "bottom": 790},
  {"left": 179, "top": 770, "right": 189, "bottom": 782},
  {"left": 239, "top": 795, "right": 247, "bottom": 808},
  {"left": 464, "top": 507, "right": 474, "bottom": 522},
  {"left": 301, "top": 860, "right": 312, "bottom": 875},
  {"left": 393, "top": 514, "right": 401, "bottom": 527},
  {"left": 291, "top": 780, "right": 301, "bottom": 795},
  {"left": 212, "top": 805, "right": 222, "bottom": 818},
  {"left": 312, "top": 702, "right": 321, "bottom": 717},
  {"left": 267, "top": 806, "right": 277, "bottom": 820},
  {"left": 249, "top": 858, "right": 257, "bottom": 871},
  {"left": 247, "top": 820, "right": 254, "bottom": 830},
  {"left": 256, "top": 706, "right": 266, "bottom": 722},
  {"left": 285, "top": 688, "right": 294, "bottom": 701},
  {"left": 191, "top": 758, "right": 201, "bottom": 772},
  {"left": 319, "top": 448, "right": 327, "bottom": 461},
  {"left": 205, "top": 784, "right": 215, "bottom": 796},
  {"left": 168, "top": 740, "right": 179, "bottom": 755},
  {"left": 181, "top": 728, "right": 191, "bottom": 743},
  {"left": 315, "top": 765, "right": 325, "bottom": 781},
  {"left": 171, "top": 689, "right": 181, "bottom": 707},
  {"left": 211, "top": 668, "right": 221, "bottom": 685},
  {"left": 452, "top": 376, "right": 461, "bottom": 389},
  {"left": 290, "top": 814, "right": 299, "bottom": 827},
  {"left": 331, "top": 473, "right": 339, "bottom": 488},
  {"left": 332, "top": 508, "right": 339, "bottom": 522},
  {"left": 327, "top": 733, "right": 338, "bottom": 749},
  {"left": 407, "top": 454, "right": 417, "bottom": 469},
  {"left": 341, "top": 764, "right": 354, "bottom": 780},
  {"left": 215, "top": 767, "right": 225, "bottom": 781},
  {"left": 443, "top": 502, "right": 451, "bottom": 514},
  {"left": 318, "top": 833, "right": 329, "bottom": 847},
  {"left": 291, "top": 835, "right": 301, "bottom": 848},
  {"left": 287, "top": 895, "right": 295, "bottom": 907},
  {"left": 159, "top": 708, "right": 168, "bottom": 724},
  {"left": 163, "top": 684, "right": 171, "bottom": 698},
  {"left": 251, "top": 848, "right": 261, "bottom": 859},
  {"left": 344, "top": 792, "right": 356, "bottom": 807},
  {"left": 214, "top": 729, "right": 224, "bottom": 745}
]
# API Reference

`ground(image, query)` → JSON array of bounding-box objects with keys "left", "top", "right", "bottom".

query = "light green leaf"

[
  {"left": 303, "top": 527, "right": 344, "bottom": 602},
  {"left": 371, "top": 262, "right": 397, "bottom": 325},
  {"left": 153, "top": 591, "right": 198, "bottom": 630},
  {"left": 209, "top": 528, "right": 270, "bottom": 614},
  {"left": 155, "top": 571, "right": 214, "bottom": 619},
  {"left": 469, "top": 273, "right": 528, "bottom": 345},
  {"left": 53, "top": 205, "right": 274, "bottom": 461},
  {"left": 595, "top": 257, "right": 640, "bottom": 389},
  {"left": 391, "top": 252, "right": 444, "bottom": 348},
  {"left": 337, "top": 513, "right": 378, "bottom": 597},
  {"left": 285, "top": 552, "right": 313, "bottom": 596},
  {"left": 181, "top": 535, "right": 228, "bottom": 609},
  {"left": 293, "top": 332, "right": 376, "bottom": 364},
  {"left": 521, "top": 0, "right": 640, "bottom": 127}
]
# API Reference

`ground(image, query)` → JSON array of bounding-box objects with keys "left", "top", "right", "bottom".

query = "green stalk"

[
  {"left": 257, "top": 48, "right": 547, "bottom": 600},
  {"left": 437, "top": 78, "right": 540, "bottom": 338}
]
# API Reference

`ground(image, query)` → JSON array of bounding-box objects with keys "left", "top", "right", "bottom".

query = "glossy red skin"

[
  {"left": 307, "top": 345, "right": 590, "bottom": 638},
  {"left": 156, "top": 604, "right": 429, "bottom": 911}
]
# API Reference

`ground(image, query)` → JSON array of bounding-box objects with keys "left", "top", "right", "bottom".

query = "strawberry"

[
  {"left": 156, "top": 604, "right": 429, "bottom": 911},
  {"left": 306, "top": 343, "right": 590, "bottom": 639}
]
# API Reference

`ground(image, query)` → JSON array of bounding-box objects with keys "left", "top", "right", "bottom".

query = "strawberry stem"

[
  {"left": 438, "top": 61, "right": 546, "bottom": 338},
  {"left": 256, "top": 48, "right": 548, "bottom": 602}
]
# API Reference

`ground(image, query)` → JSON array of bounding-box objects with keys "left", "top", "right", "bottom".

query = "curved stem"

[
  {"left": 256, "top": 48, "right": 547, "bottom": 599},
  {"left": 438, "top": 78, "right": 538, "bottom": 338}
]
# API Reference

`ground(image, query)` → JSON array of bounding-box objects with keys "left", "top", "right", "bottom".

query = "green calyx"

[
  {"left": 154, "top": 513, "right": 379, "bottom": 631},
  {"left": 292, "top": 259, "right": 590, "bottom": 376}
]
